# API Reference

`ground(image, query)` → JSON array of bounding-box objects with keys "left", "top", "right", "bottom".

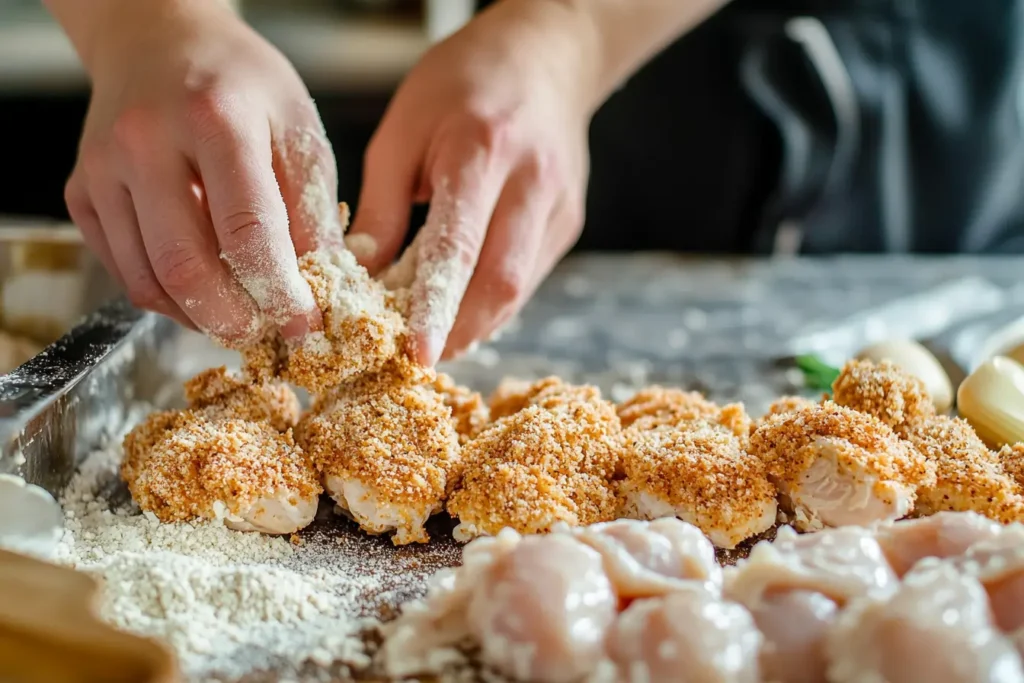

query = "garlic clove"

[
  {"left": 856, "top": 339, "right": 954, "bottom": 412},
  {"left": 956, "top": 356, "right": 1024, "bottom": 449}
]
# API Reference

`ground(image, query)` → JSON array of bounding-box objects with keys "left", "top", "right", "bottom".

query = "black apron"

[{"left": 580, "top": 0, "right": 1024, "bottom": 254}]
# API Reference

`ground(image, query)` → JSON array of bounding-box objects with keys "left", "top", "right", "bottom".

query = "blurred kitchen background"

[{"left": 0, "top": 0, "right": 783, "bottom": 254}]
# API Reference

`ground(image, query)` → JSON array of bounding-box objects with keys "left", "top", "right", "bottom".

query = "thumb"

[{"left": 348, "top": 129, "right": 420, "bottom": 275}]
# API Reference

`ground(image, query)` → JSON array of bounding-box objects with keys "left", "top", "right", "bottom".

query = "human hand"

[
  {"left": 348, "top": 0, "right": 598, "bottom": 365},
  {"left": 62, "top": 0, "right": 341, "bottom": 345}
]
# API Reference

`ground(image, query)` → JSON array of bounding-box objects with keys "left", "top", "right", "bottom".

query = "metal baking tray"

[{"left": 1, "top": 254, "right": 1021, "bottom": 681}]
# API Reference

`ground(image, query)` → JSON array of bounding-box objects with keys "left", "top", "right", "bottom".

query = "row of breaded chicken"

[
  {"left": 120, "top": 346, "right": 1024, "bottom": 554},
  {"left": 380, "top": 512, "right": 1024, "bottom": 683}
]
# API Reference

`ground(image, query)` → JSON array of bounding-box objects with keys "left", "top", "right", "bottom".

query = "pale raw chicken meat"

[
  {"left": 592, "top": 585, "right": 761, "bottom": 683},
  {"left": 380, "top": 529, "right": 618, "bottom": 683},
  {"left": 724, "top": 525, "right": 898, "bottom": 683},
  {"left": 826, "top": 560, "right": 1024, "bottom": 683},
  {"left": 563, "top": 517, "right": 722, "bottom": 598},
  {"left": 949, "top": 526, "right": 1024, "bottom": 642},
  {"left": 874, "top": 511, "right": 1004, "bottom": 577}
]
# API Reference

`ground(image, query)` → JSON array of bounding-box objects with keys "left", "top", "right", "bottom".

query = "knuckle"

[
  {"left": 464, "top": 110, "right": 516, "bottom": 159},
  {"left": 77, "top": 142, "right": 109, "bottom": 179},
  {"left": 434, "top": 229, "right": 482, "bottom": 270},
  {"left": 489, "top": 264, "right": 528, "bottom": 305},
  {"left": 150, "top": 241, "right": 213, "bottom": 297},
  {"left": 522, "top": 149, "right": 562, "bottom": 187},
  {"left": 184, "top": 88, "right": 235, "bottom": 145},
  {"left": 218, "top": 209, "right": 267, "bottom": 244}
]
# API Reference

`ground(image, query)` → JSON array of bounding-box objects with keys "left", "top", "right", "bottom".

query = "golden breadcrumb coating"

[
  {"left": 448, "top": 391, "right": 623, "bottom": 539},
  {"left": 183, "top": 366, "right": 300, "bottom": 432},
  {"left": 122, "top": 412, "right": 321, "bottom": 524},
  {"left": 122, "top": 368, "right": 319, "bottom": 529},
  {"left": 906, "top": 416, "right": 1024, "bottom": 523},
  {"left": 999, "top": 443, "right": 1024, "bottom": 490},
  {"left": 620, "top": 420, "right": 777, "bottom": 548},
  {"left": 616, "top": 386, "right": 753, "bottom": 441},
  {"left": 298, "top": 363, "right": 461, "bottom": 545},
  {"left": 749, "top": 401, "right": 934, "bottom": 508},
  {"left": 832, "top": 359, "right": 935, "bottom": 434},
  {"left": 242, "top": 248, "right": 407, "bottom": 394},
  {"left": 763, "top": 395, "right": 818, "bottom": 419},
  {"left": 432, "top": 373, "right": 490, "bottom": 445},
  {"left": 486, "top": 376, "right": 610, "bottom": 422}
]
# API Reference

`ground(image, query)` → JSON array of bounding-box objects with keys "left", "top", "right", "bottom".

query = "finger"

[
  {"left": 347, "top": 124, "right": 422, "bottom": 274},
  {"left": 273, "top": 123, "right": 343, "bottom": 254},
  {"left": 85, "top": 173, "right": 193, "bottom": 328},
  {"left": 123, "top": 145, "right": 265, "bottom": 346},
  {"left": 64, "top": 173, "right": 126, "bottom": 291},
  {"left": 440, "top": 165, "right": 555, "bottom": 359},
  {"left": 407, "top": 146, "right": 511, "bottom": 366},
  {"left": 528, "top": 196, "right": 585, "bottom": 294},
  {"left": 190, "top": 111, "right": 320, "bottom": 339}
]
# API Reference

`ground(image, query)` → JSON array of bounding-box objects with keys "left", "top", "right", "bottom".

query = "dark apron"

[{"left": 580, "top": 0, "right": 1024, "bottom": 254}]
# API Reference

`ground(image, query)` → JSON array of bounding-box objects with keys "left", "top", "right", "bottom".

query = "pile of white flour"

[{"left": 52, "top": 406, "right": 449, "bottom": 683}]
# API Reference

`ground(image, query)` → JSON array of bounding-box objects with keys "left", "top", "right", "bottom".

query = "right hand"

[{"left": 64, "top": 0, "right": 340, "bottom": 345}]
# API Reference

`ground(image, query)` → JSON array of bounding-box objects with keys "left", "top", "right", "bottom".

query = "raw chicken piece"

[
  {"left": 619, "top": 420, "right": 777, "bottom": 549},
  {"left": 904, "top": 415, "right": 1024, "bottom": 523},
  {"left": 826, "top": 560, "right": 1024, "bottom": 683},
  {"left": 949, "top": 526, "right": 1024, "bottom": 637},
  {"left": 831, "top": 358, "right": 935, "bottom": 435},
  {"left": 381, "top": 529, "right": 618, "bottom": 683},
  {"left": 749, "top": 401, "right": 935, "bottom": 531},
  {"left": 563, "top": 517, "right": 722, "bottom": 598},
  {"left": 874, "top": 511, "right": 1004, "bottom": 577},
  {"left": 592, "top": 586, "right": 761, "bottom": 683},
  {"left": 724, "top": 525, "right": 898, "bottom": 683},
  {"left": 298, "top": 362, "right": 461, "bottom": 545}
]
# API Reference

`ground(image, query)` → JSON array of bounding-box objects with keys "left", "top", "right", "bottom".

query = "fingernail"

[{"left": 413, "top": 329, "right": 444, "bottom": 367}]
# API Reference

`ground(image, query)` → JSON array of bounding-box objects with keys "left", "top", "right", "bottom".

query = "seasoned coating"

[
  {"left": 750, "top": 402, "right": 934, "bottom": 530},
  {"left": 905, "top": 415, "right": 1024, "bottom": 523},
  {"left": 487, "top": 376, "right": 611, "bottom": 422},
  {"left": 448, "top": 388, "right": 623, "bottom": 540},
  {"left": 299, "top": 363, "right": 461, "bottom": 545},
  {"left": 432, "top": 373, "right": 490, "bottom": 445},
  {"left": 183, "top": 366, "right": 300, "bottom": 432},
  {"left": 832, "top": 359, "right": 935, "bottom": 435},
  {"left": 122, "top": 370, "right": 320, "bottom": 534},
  {"left": 619, "top": 421, "right": 777, "bottom": 549},
  {"left": 616, "top": 386, "right": 753, "bottom": 441},
  {"left": 242, "top": 248, "right": 407, "bottom": 394}
]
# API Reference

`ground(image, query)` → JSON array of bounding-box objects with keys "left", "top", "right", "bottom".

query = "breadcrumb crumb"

[{"left": 832, "top": 359, "right": 935, "bottom": 435}]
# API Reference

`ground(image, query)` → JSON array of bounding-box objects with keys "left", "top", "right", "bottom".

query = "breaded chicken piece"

[
  {"left": 619, "top": 421, "right": 777, "bottom": 549},
  {"left": 999, "top": 443, "right": 1024, "bottom": 490},
  {"left": 298, "top": 362, "right": 461, "bottom": 545},
  {"left": 242, "top": 246, "right": 407, "bottom": 395},
  {"left": 183, "top": 366, "right": 300, "bottom": 432},
  {"left": 448, "top": 385, "right": 622, "bottom": 541},
  {"left": 749, "top": 402, "right": 935, "bottom": 531},
  {"left": 616, "top": 386, "right": 753, "bottom": 441},
  {"left": 487, "top": 376, "right": 610, "bottom": 422},
  {"left": 122, "top": 370, "right": 320, "bottom": 535},
  {"left": 832, "top": 359, "right": 935, "bottom": 435},
  {"left": 905, "top": 415, "right": 1024, "bottom": 523},
  {"left": 432, "top": 373, "right": 490, "bottom": 445}
]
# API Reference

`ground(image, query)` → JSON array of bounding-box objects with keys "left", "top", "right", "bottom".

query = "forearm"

[
  {"left": 42, "top": 0, "right": 234, "bottom": 73},
  {"left": 561, "top": 0, "right": 732, "bottom": 107}
]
